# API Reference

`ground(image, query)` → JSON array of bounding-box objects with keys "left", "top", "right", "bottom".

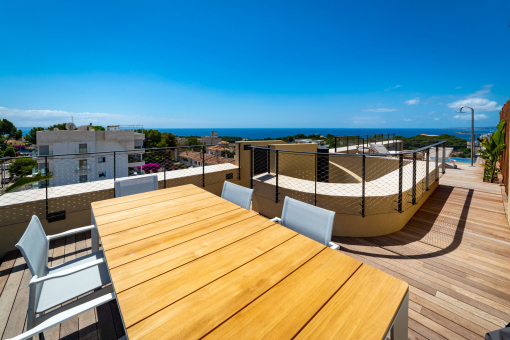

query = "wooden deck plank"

[{"left": 335, "top": 164, "right": 510, "bottom": 339}]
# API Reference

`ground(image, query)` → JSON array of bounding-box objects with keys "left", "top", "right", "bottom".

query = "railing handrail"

[{"left": 247, "top": 141, "right": 447, "bottom": 157}]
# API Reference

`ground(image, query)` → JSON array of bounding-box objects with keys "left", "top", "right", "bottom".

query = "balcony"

[
  {"left": 75, "top": 164, "right": 91, "bottom": 171},
  {"left": 37, "top": 150, "right": 53, "bottom": 156},
  {"left": 75, "top": 148, "right": 91, "bottom": 154},
  {"left": 2, "top": 140, "right": 505, "bottom": 339}
]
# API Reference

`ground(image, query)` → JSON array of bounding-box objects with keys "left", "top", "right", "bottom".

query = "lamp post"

[{"left": 458, "top": 106, "right": 475, "bottom": 167}]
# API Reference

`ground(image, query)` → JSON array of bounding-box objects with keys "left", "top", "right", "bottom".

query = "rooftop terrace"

[{"left": 0, "top": 163, "right": 507, "bottom": 339}]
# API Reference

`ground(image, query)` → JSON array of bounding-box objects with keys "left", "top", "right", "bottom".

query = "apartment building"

[
  {"left": 35, "top": 124, "right": 145, "bottom": 186},
  {"left": 199, "top": 131, "right": 221, "bottom": 145}
]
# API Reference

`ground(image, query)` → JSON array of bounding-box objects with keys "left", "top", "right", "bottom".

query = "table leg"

[
  {"left": 91, "top": 210, "right": 99, "bottom": 252},
  {"left": 390, "top": 290, "right": 409, "bottom": 340}
]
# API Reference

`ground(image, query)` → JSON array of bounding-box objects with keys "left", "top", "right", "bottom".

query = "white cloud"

[
  {"left": 363, "top": 108, "right": 397, "bottom": 112},
  {"left": 434, "top": 118, "right": 440, "bottom": 121},
  {"left": 470, "top": 84, "right": 493, "bottom": 97},
  {"left": 447, "top": 98, "right": 502, "bottom": 112},
  {"left": 453, "top": 113, "right": 489, "bottom": 120},
  {"left": 384, "top": 85, "right": 402, "bottom": 91},
  {"left": 405, "top": 98, "right": 420, "bottom": 105},
  {"left": 428, "top": 111, "right": 436, "bottom": 115},
  {"left": 0, "top": 106, "right": 192, "bottom": 127},
  {"left": 404, "top": 119, "right": 411, "bottom": 122},
  {"left": 455, "top": 87, "right": 462, "bottom": 89}
]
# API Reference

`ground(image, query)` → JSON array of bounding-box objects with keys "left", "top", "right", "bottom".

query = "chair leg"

[{"left": 27, "top": 287, "right": 36, "bottom": 331}]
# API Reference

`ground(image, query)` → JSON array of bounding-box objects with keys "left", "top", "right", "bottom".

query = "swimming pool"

[{"left": 450, "top": 157, "right": 473, "bottom": 163}]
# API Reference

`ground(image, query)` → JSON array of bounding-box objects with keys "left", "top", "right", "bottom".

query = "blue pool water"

[{"left": 450, "top": 157, "right": 473, "bottom": 163}]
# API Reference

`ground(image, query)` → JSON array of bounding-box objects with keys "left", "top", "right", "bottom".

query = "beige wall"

[
  {"left": 252, "top": 179, "right": 438, "bottom": 237},
  {"left": 0, "top": 168, "right": 238, "bottom": 258}
]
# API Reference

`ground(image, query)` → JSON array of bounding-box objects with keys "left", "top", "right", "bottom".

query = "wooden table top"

[{"left": 92, "top": 184, "right": 408, "bottom": 340}]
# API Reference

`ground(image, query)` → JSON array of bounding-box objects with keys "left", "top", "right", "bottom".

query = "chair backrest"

[
  {"left": 428, "top": 147, "right": 453, "bottom": 159},
  {"left": 114, "top": 174, "right": 159, "bottom": 198},
  {"left": 280, "top": 197, "right": 335, "bottom": 246},
  {"left": 16, "top": 215, "right": 49, "bottom": 279},
  {"left": 221, "top": 181, "right": 254, "bottom": 210},
  {"left": 369, "top": 143, "right": 389, "bottom": 154}
]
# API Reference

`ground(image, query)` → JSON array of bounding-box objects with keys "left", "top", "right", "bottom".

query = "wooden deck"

[
  {"left": 0, "top": 163, "right": 508, "bottom": 340},
  {"left": 334, "top": 163, "right": 510, "bottom": 339}
]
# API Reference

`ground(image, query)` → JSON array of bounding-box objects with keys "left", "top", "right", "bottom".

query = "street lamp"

[{"left": 457, "top": 106, "right": 475, "bottom": 167}]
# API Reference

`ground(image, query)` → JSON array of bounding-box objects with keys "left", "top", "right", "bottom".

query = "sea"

[{"left": 17, "top": 127, "right": 495, "bottom": 141}]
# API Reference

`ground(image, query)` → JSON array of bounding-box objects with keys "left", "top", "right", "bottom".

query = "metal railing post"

[
  {"left": 335, "top": 137, "right": 337, "bottom": 153},
  {"left": 0, "top": 157, "right": 3, "bottom": 189},
  {"left": 113, "top": 151, "right": 116, "bottom": 180},
  {"left": 346, "top": 136, "right": 349, "bottom": 153},
  {"left": 202, "top": 145, "right": 205, "bottom": 187},
  {"left": 250, "top": 148, "right": 253, "bottom": 189},
  {"left": 393, "top": 133, "right": 395, "bottom": 151},
  {"left": 45, "top": 156, "right": 49, "bottom": 219},
  {"left": 398, "top": 154, "right": 403, "bottom": 213},
  {"left": 435, "top": 145, "right": 439, "bottom": 181},
  {"left": 238, "top": 144, "right": 241, "bottom": 180},
  {"left": 267, "top": 146, "right": 270, "bottom": 174},
  {"left": 275, "top": 150, "right": 279, "bottom": 203},
  {"left": 163, "top": 149, "right": 167, "bottom": 188},
  {"left": 362, "top": 155, "right": 366, "bottom": 217},
  {"left": 442, "top": 142, "right": 446, "bottom": 174},
  {"left": 314, "top": 153, "right": 317, "bottom": 206},
  {"left": 425, "top": 148, "right": 430, "bottom": 191},
  {"left": 362, "top": 138, "right": 365, "bottom": 154},
  {"left": 412, "top": 153, "right": 417, "bottom": 205},
  {"left": 357, "top": 136, "right": 360, "bottom": 150}
]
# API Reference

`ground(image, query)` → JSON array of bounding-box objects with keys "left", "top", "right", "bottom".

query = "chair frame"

[
  {"left": 221, "top": 181, "right": 254, "bottom": 211},
  {"left": 8, "top": 217, "right": 119, "bottom": 340}
]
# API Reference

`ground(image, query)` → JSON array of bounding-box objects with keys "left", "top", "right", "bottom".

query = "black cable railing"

[
  {"left": 248, "top": 141, "right": 447, "bottom": 217},
  {"left": 0, "top": 143, "right": 238, "bottom": 226}
]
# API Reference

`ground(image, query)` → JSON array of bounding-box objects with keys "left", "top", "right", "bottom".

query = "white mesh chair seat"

[
  {"left": 272, "top": 197, "right": 337, "bottom": 249},
  {"left": 221, "top": 181, "right": 254, "bottom": 210},
  {"left": 114, "top": 174, "right": 159, "bottom": 197},
  {"left": 36, "top": 251, "right": 110, "bottom": 313}
]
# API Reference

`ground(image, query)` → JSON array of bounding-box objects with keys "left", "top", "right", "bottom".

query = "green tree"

[
  {"left": 4, "top": 147, "right": 16, "bottom": 157},
  {"left": 93, "top": 126, "right": 105, "bottom": 131},
  {"left": 143, "top": 129, "right": 163, "bottom": 148},
  {"left": 8, "top": 158, "right": 38, "bottom": 176},
  {"left": 0, "top": 149, "right": 3, "bottom": 157},
  {"left": 0, "top": 119, "right": 15, "bottom": 136},
  {"left": 47, "top": 123, "right": 67, "bottom": 130},
  {"left": 162, "top": 132, "right": 177, "bottom": 147},
  {"left": 14, "top": 130, "right": 23, "bottom": 140},
  {"left": 25, "top": 127, "right": 44, "bottom": 145},
  {"left": 185, "top": 137, "right": 201, "bottom": 146}
]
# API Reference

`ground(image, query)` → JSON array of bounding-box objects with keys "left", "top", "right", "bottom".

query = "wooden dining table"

[{"left": 91, "top": 184, "right": 409, "bottom": 340}]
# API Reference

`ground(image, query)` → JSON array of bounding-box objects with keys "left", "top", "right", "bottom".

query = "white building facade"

[{"left": 35, "top": 126, "right": 145, "bottom": 187}]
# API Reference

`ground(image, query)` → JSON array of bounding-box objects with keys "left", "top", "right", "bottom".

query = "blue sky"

[{"left": 0, "top": 0, "right": 509, "bottom": 129}]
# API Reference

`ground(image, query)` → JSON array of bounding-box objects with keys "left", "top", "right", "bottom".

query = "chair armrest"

[
  {"left": 270, "top": 217, "right": 281, "bottom": 223},
  {"left": 329, "top": 242, "right": 340, "bottom": 250},
  {"left": 47, "top": 225, "right": 96, "bottom": 240},
  {"left": 29, "top": 257, "right": 105, "bottom": 287}
]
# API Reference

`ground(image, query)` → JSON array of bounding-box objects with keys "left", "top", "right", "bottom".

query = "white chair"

[
  {"left": 7, "top": 215, "right": 120, "bottom": 340},
  {"left": 270, "top": 197, "right": 339, "bottom": 250},
  {"left": 428, "top": 146, "right": 456, "bottom": 168},
  {"left": 221, "top": 181, "right": 254, "bottom": 211},
  {"left": 114, "top": 173, "right": 159, "bottom": 198},
  {"left": 369, "top": 143, "right": 398, "bottom": 155}
]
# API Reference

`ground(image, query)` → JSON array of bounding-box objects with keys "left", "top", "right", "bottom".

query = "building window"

[
  {"left": 98, "top": 157, "right": 106, "bottom": 163},
  {"left": 79, "top": 175, "right": 88, "bottom": 183},
  {"left": 39, "top": 145, "right": 50, "bottom": 156},
  {"left": 99, "top": 172, "right": 106, "bottom": 178},
  {"left": 79, "top": 143, "right": 87, "bottom": 153}
]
